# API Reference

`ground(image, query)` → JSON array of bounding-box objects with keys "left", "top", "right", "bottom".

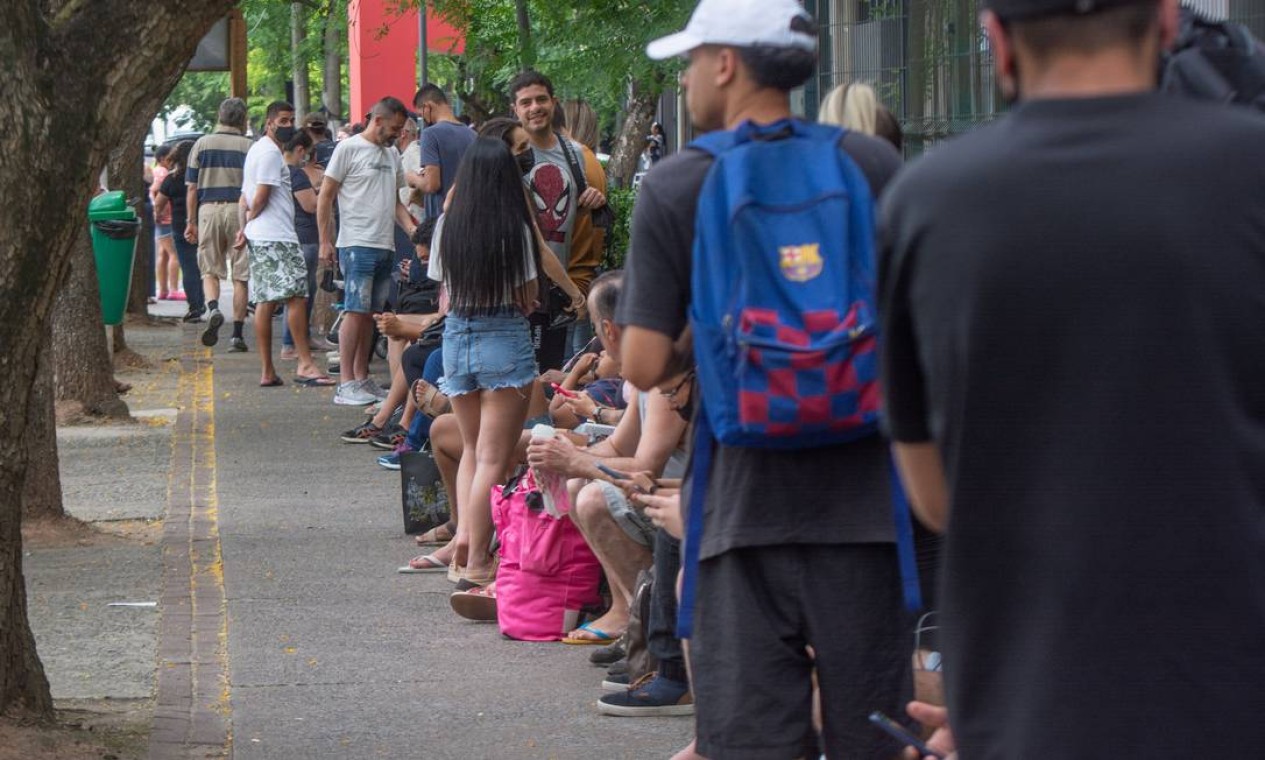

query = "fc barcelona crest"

[{"left": 779, "top": 243, "right": 823, "bottom": 282}]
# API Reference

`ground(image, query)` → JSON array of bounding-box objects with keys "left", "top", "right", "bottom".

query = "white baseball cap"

[{"left": 646, "top": 0, "right": 817, "bottom": 60}]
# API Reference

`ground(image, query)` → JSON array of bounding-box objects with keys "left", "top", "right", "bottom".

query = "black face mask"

[
  {"left": 273, "top": 125, "right": 297, "bottom": 144},
  {"left": 516, "top": 150, "right": 535, "bottom": 176}
]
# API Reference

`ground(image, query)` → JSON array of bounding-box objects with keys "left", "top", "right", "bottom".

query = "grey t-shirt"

[
  {"left": 323, "top": 134, "right": 404, "bottom": 251},
  {"left": 616, "top": 130, "right": 904, "bottom": 560},
  {"left": 419, "top": 121, "right": 476, "bottom": 221},
  {"left": 525, "top": 136, "right": 582, "bottom": 267}
]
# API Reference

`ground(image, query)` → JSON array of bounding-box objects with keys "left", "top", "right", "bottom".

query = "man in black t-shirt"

[
  {"left": 879, "top": 0, "right": 1265, "bottom": 756},
  {"left": 618, "top": 1, "right": 909, "bottom": 757}
]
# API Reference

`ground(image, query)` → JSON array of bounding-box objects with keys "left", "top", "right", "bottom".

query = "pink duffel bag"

[{"left": 491, "top": 469, "right": 602, "bottom": 641}]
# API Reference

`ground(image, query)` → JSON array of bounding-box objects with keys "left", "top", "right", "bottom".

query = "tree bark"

[
  {"left": 111, "top": 138, "right": 153, "bottom": 318},
  {"left": 0, "top": 0, "right": 234, "bottom": 720},
  {"left": 607, "top": 77, "right": 663, "bottom": 189},
  {"left": 322, "top": 0, "right": 343, "bottom": 121},
  {"left": 22, "top": 325, "right": 65, "bottom": 521},
  {"left": 514, "top": 0, "right": 535, "bottom": 69},
  {"left": 292, "top": 1, "right": 309, "bottom": 119},
  {"left": 53, "top": 229, "right": 130, "bottom": 419}
]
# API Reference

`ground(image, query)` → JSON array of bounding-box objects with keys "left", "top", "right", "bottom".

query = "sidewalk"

[{"left": 24, "top": 301, "right": 694, "bottom": 759}]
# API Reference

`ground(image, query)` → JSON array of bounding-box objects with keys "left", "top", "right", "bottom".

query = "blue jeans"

[
  {"left": 171, "top": 233, "right": 205, "bottom": 310},
  {"left": 438, "top": 310, "right": 537, "bottom": 396},
  {"left": 338, "top": 246, "right": 393, "bottom": 314},
  {"left": 283, "top": 243, "right": 319, "bottom": 347}
]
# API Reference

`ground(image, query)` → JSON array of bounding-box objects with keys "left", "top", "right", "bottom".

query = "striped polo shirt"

[{"left": 186, "top": 127, "right": 253, "bottom": 204}]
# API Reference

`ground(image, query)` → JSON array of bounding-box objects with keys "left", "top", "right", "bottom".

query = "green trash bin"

[{"left": 88, "top": 191, "right": 141, "bottom": 326}]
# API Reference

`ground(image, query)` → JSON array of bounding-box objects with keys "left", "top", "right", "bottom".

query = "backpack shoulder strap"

[
  {"left": 687, "top": 129, "right": 737, "bottom": 158},
  {"left": 554, "top": 133, "right": 589, "bottom": 196}
]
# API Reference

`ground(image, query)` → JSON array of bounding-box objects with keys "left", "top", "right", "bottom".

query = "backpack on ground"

[
  {"left": 1161, "top": 8, "right": 1265, "bottom": 111},
  {"left": 677, "top": 119, "right": 921, "bottom": 638},
  {"left": 492, "top": 468, "right": 603, "bottom": 641}
]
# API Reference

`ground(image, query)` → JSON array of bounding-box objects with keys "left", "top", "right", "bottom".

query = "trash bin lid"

[{"left": 88, "top": 190, "right": 137, "bottom": 221}]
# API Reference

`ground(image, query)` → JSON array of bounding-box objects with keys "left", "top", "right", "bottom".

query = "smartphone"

[
  {"left": 868, "top": 712, "right": 946, "bottom": 759},
  {"left": 573, "top": 422, "right": 616, "bottom": 439},
  {"left": 551, "top": 382, "right": 579, "bottom": 399},
  {"left": 595, "top": 463, "right": 631, "bottom": 481}
]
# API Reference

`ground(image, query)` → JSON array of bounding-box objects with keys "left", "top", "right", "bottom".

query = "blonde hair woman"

[{"left": 819, "top": 81, "right": 878, "bottom": 135}]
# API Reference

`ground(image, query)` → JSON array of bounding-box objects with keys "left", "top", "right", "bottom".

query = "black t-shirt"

[
  {"left": 158, "top": 172, "right": 188, "bottom": 232},
  {"left": 290, "top": 166, "right": 318, "bottom": 246},
  {"left": 879, "top": 93, "right": 1265, "bottom": 758},
  {"left": 617, "top": 126, "right": 903, "bottom": 560}
]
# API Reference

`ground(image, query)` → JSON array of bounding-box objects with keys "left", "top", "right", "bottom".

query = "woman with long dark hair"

[
  {"left": 428, "top": 137, "right": 541, "bottom": 586},
  {"left": 155, "top": 140, "right": 205, "bottom": 321}
]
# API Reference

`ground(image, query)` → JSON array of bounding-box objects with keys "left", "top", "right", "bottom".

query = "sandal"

[
  {"left": 412, "top": 379, "right": 451, "bottom": 418},
  {"left": 414, "top": 521, "right": 455, "bottom": 546},
  {"left": 450, "top": 585, "right": 497, "bottom": 622},
  {"left": 562, "top": 622, "right": 622, "bottom": 646}
]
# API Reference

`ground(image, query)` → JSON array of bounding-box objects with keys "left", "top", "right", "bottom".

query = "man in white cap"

[{"left": 617, "top": 1, "right": 910, "bottom": 757}]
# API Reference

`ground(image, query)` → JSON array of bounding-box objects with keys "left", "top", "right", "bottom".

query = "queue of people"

[{"left": 159, "top": 0, "right": 1265, "bottom": 754}]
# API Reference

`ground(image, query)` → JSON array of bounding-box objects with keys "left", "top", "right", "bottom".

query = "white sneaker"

[
  {"left": 333, "top": 381, "right": 376, "bottom": 406},
  {"left": 361, "top": 378, "right": 390, "bottom": 401}
]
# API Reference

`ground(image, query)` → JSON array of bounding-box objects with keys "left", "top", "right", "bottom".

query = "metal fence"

[{"left": 804, "top": 0, "right": 1265, "bottom": 156}]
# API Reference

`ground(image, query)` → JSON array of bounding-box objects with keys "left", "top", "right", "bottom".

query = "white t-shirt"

[
  {"left": 427, "top": 215, "right": 537, "bottom": 308},
  {"left": 399, "top": 141, "right": 424, "bottom": 222},
  {"left": 323, "top": 134, "right": 405, "bottom": 250},
  {"left": 242, "top": 137, "right": 297, "bottom": 243}
]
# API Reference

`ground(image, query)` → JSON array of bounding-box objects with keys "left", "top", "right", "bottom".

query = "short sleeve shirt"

[
  {"left": 419, "top": 121, "right": 477, "bottom": 221},
  {"left": 290, "top": 166, "right": 318, "bottom": 246},
  {"left": 615, "top": 127, "right": 903, "bottom": 559},
  {"left": 525, "top": 136, "right": 583, "bottom": 267},
  {"left": 323, "top": 134, "right": 405, "bottom": 251},
  {"left": 242, "top": 137, "right": 296, "bottom": 244}
]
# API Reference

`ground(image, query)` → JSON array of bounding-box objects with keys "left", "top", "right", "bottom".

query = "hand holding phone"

[
  {"left": 869, "top": 712, "right": 946, "bottom": 759},
  {"left": 551, "top": 382, "right": 579, "bottom": 399}
]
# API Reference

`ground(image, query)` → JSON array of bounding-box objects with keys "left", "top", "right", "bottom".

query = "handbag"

[{"left": 399, "top": 444, "right": 450, "bottom": 535}]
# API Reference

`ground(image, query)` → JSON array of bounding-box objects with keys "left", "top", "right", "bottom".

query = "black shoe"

[
  {"left": 601, "top": 672, "right": 630, "bottom": 692},
  {"left": 369, "top": 424, "right": 406, "bottom": 450},
  {"left": 596, "top": 674, "right": 693, "bottom": 717},
  {"left": 201, "top": 308, "right": 224, "bottom": 347},
  {"left": 606, "top": 658, "right": 629, "bottom": 678},
  {"left": 229, "top": 336, "right": 248, "bottom": 352},
  {"left": 591, "top": 643, "right": 626, "bottom": 667},
  {"left": 182, "top": 308, "right": 206, "bottom": 323}
]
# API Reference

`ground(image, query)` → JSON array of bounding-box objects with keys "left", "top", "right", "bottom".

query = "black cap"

[
  {"left": 312, "top": 141, "right": 336, "bottom": 167},
  {"left": 984, "top": 0, "right": 1147, "bottom": 21}
]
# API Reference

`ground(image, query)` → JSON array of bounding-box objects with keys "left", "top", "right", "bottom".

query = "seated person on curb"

[
  {"left": 341, "top": 217, "right": 442, "bottom": 446},
  {"left": 401, "top": 272, "right": 627, "bottom": 575},
  {"left": 525, "top": 274, "right": 689, "bottom": 644},
  {"left": 547, "top": 349, "right": 626, "bottom": 431}
]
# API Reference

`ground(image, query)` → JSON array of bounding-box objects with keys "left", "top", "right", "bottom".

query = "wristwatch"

[{"left": 594, "top": 407, "right": 604, "bottom": 424}]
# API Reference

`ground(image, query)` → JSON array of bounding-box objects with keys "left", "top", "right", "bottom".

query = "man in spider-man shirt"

[{"left": 509, "top": 68, "right": 607, "bottom": 370}]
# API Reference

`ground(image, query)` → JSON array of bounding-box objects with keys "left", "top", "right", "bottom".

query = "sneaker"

[
  {"left": 310, "top": 336, "right": 337, "bottom": 352},
  {"left": 229, "top": 336, "right": 248, "bottom": 352},
  {"left": 596, "top": 674, "right": 694, "bottom": 717},
  {"left": 333, "top": 381, "right": 377, "bottom": 406},
  {"left": 170, "top": 291, "right": 187, "bottom": 301},
  {"left": 182, "top": 308, "right": 206, "bottom": 323},
  {"left": 601, "top": 672, "right": 630, "bottom": 693},
  {"left": 591, "top": 643, "right": 627, "bottom": 667},
  {"left": 369, "top": 424, "right": 406, "bottom": 450},
  {"left": 361, "top": 378, "right": 390, "bottom": 401},
  {"left": 376, "top": 451, "right": 403, "bottom": 471},
  {"left": 201, "top": 308, "right": 224, "bottom": 347},
  {"left": 606, "top": 659, "right": 629, "bottom": 678},
  {"left": 340, "top": 421, "right": 382, "bottom": 443},
  {"left": 279, "top": 345, "right": 298, "bottom": 361}
]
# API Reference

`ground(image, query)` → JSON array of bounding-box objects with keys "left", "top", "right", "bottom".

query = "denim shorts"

[
  {"left": 439, "top": 310, "right": 538, "bottom": 396},
  {"left": 155, "top": 223, "right": 173, "bottom": 240},
  {"left": 596, "top": 480, "right": 655, "bottom": 547},
  {"left": 338, "top": 246, "right": 393, "bottom": 314}
]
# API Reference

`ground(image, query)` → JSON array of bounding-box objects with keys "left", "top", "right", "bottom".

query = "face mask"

[
  {"left": 516, "top": 150, "right": 535, "bottom": 176},
  {"left": 273, "top": 125, "right": 297, "bottom": 143}
]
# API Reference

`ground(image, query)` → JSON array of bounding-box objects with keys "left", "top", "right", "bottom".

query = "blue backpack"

[{"left": 677, "top": 119, "right": 921, "bottom": 638}]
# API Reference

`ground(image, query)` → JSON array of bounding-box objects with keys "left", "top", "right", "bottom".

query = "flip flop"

[
  {"left": 294, "top": 375, "right": 337, "bottom": 387},
  {"left": 450, "top": 585, "right": 497, "bottom": 622},
  {"left": 398, "top": 554, "right": 449, "bottom": 573},
  {"left": 561, "top": 622, "right": 620, "bottom": 646},
  {"left": 259, "top": 377, "right": 284, "bottom": 387}
]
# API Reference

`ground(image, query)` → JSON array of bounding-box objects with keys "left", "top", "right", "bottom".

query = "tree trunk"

[
  {"left": 111, "top": 138, "right": 153, "bottom": 318},
  {"left": 607, "top": 77, "right": 663, "bottom": 189},
  {"left": 292, "top": 1, "right": 309, "bottom": 119},
  {"left": 323, "top": 0, "right": 343, "bottom": 121},
  {"left": 53, "top": 229, "right": 130, "bottom": 419},
  {"left": 22, "top": 326, "right": 65, "bottom": 521},
  {"left": 0, "top": 0, "right": 234, "bottom": 720},
  {"left": 514, "top": 0, "right": 535, "bottom": 69}
]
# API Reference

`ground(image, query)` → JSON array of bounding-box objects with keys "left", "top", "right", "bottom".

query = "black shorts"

[{"left": 691, "top": 543, "right": 913, "bottom": 760}]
